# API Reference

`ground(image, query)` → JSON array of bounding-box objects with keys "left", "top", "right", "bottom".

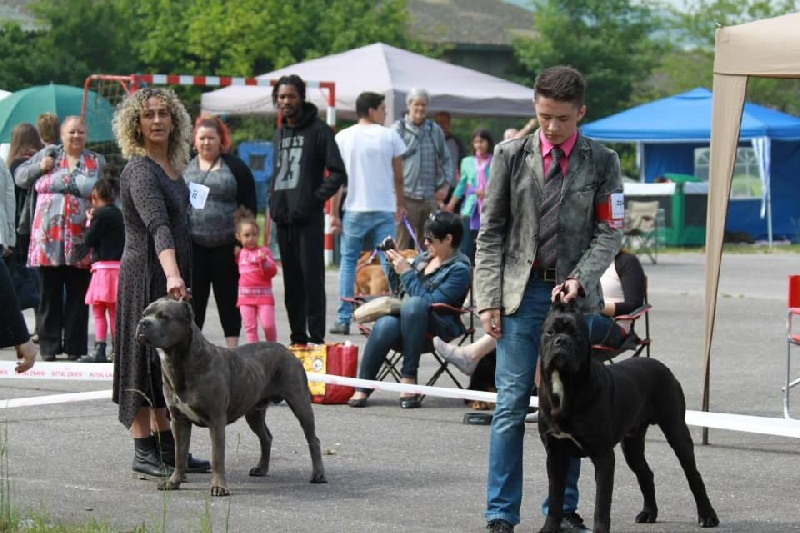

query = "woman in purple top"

[{"left": 445, "top": 128, "right": 494, "bottom": 262}]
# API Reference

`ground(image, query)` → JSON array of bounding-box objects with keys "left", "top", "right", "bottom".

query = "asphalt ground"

[{"left": 1, "top": 252, "right": 799, "bottom": 532}]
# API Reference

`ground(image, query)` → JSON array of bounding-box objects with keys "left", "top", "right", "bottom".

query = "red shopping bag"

[{"left": 289, "top": 343, "right": 358, "bottom": 404}]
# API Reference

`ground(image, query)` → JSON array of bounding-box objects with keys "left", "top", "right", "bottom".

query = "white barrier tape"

[
  {"left": 685, "top": 411, "right": 800, "bottom": 439},
  {"left": 305, "top": 372, "right": 524, "bottom": 405},
  {"left": 0, "top": 361, "right": 113, "bottom": 381},
  {"left": 305, "top": 374, "right": 800, "bottom": 437},
  {"left": 3, "top": 363, "right": 800, "bottom": 438},
  {"left": 1, "top": 390, "right": 111, "bottom": 409}
]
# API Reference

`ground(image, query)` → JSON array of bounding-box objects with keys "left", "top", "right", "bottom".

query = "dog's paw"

[
  {"left": 635, "top": 508, "right": 658, "bottom": 523},
  {"left": 310, "top": 472, "right": 327, "bottom": 484},
  {"left": 210, "top": 485, "right": 230, "bottom": 497},
  {"left": 248, "top": 466, "right": 267, "bottom": 477},
  {"left": 698, "top": 510, "right": 720, "bottom": 528},
  {"left": 157, "top": 479, "right": 181, "bottom": 492},
  {"left": 538, "top": 517, "right": 561, "bottom": 533}
]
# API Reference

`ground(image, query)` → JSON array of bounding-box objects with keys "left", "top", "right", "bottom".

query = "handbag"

[
  {"left": 289, "top": 343, "right": 359, "bottom": 404},
  {"left": 353, "top": 296, "right": 403, "bottom": 324},
  {"left": 6, "top": 255, "right": 39, "bottom": 310}
]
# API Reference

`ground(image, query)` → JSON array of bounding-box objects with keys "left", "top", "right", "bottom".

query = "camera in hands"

[{"left": 376, "top": 236, "right": 396, "bottom": 252}]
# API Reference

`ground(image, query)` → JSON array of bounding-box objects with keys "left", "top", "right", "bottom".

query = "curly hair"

[
  {"left": 112, "top": 88, "right": 191, "bottom": 173},
  {"left": 36, "top": 113, "right": 60, "bottom": 144}
]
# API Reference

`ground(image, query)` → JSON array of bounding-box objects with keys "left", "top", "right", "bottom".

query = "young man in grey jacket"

[{"left": 476, "top": 66, "right": 624, "bottom": 533}]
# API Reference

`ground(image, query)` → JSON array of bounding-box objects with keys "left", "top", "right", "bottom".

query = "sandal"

[{"left": 15, "top": 340, "right": 37, "bottom": 374}]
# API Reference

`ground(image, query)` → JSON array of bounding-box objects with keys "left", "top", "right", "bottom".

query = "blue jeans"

[
  {"left": 586, "top": 313, "right": 624, "bottom": 347},
  {"left": 337, "top": 211, "right": 396, "bottom": 325},
  {"left": 485, "top": 277, "right": 581, "bottom": 525},
  {"left": 355, "top": 296, "right": 459, "bottom": 390}
]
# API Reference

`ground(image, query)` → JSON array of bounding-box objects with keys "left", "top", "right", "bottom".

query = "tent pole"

[
  {"left": 637, "top": 142, "right": 645, "bottom": 182},
  {"left": 767, "top": 188, "right": 773, "bottom": 247}
]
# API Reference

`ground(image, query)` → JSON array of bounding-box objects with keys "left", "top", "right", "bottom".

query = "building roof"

[
  {"left": 0, "top": 0, "right": 38, "bottom": 30},
  {"left": 407, "top": 0, "right": 536, "bottom": 46}
]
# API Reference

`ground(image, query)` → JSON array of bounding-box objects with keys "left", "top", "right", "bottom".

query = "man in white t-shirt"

[{"left": 329, "top": 92, "right": 406, "bottom": 335}]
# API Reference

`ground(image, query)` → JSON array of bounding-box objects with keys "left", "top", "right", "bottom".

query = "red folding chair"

[
  {"left": 591, "top": 277, "right": 652, "bottom": 363},
  {"left": 783, "top": 274, "right": 800, "bottom": 418}
]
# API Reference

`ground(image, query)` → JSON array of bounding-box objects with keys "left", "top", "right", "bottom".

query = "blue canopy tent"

[{"left": 582, "top": 88, "right": 800, "bottom": 243}]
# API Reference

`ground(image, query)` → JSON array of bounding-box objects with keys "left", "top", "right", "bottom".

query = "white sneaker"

[
  {"left": 525, "top": 410, "right": 539, "bottom": 423},
  {"left": 433, "top": 337, "right": 479, "bottom": 376}
]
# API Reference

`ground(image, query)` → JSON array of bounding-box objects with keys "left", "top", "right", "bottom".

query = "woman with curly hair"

[{"left": 111, "top": 88, "right": 209, "bottom": 479}]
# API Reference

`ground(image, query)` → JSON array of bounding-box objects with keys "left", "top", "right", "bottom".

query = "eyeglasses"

[
  {"left": 428, "top": 210, "right": 445, "bottom": 222},
  {"left": 424, "top": 233, "right": 438, "bottom": 244}
]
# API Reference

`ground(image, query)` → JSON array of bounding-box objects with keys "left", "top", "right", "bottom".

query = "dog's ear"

[{"left": 181, "top": 299, "right": 194, "bottom": 322}]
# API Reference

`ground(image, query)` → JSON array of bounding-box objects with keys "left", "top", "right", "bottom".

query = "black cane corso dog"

[
  {"left": 136, "top": 297, "right": 327, "bottom": 496},
  {"left": 537, "top": 300, "right": 718, "bottom": 533}
]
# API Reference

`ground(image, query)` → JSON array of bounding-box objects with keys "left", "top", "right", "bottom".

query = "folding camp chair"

[
  {"left": 624, "top": 200, "right": 660, "bottom": 264},
  {"left": 591, "top": 277, "right": 652, "bottom": 363},
  {"left": 344, "top": 294, "right": 476, "bottom": 391},
  {"left": 783, "top": 274, "right": 800, "bottom": 418}
]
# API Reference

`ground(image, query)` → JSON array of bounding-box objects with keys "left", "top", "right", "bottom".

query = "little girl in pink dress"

[
  {"left": 80, "top": 178, "right": 124, "bottom": 363},
  {"left": 235, "top": 213, "right": 278, "bottom": 343}
]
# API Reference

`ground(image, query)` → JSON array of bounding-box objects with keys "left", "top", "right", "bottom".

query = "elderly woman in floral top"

[{"left": 15, "top": 116, "right": 105, "bottom": 361}]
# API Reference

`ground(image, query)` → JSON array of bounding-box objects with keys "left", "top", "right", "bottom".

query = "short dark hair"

[
  {"left": 271, "top": 74, "right": 306, "bottom": 106},
  {"left": 92, "top": 177, "right": 119, "bottom": 204},
  {"left": 355, "top": 92, "right": 385, "bottom": 118},
  {"left": 424, "top": 211, "right": 464, "bottom": 248},
  {"left": 534, "top": 66, "right": 586, "bottom": 108}
]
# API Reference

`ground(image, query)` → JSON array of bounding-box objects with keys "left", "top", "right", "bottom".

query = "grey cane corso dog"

[
  {"left": 537, "top": 300, "right": 718, "bottom": 533},
  {"left": 136, "top": 297, "right": 327, "bottom": 496}
]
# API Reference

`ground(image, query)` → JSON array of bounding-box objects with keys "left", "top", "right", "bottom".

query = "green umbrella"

[{"left": 0, "top": 83, "right": 116, "bottom": 143}]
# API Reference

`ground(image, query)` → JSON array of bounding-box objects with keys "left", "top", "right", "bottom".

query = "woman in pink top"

[{"left": 235, "top": 210, "right": 278, "bottom": 343}]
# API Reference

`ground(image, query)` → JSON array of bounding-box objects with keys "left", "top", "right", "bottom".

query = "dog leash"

[
  {"left": 355, "top": 249, "right": 380, "bottom": 272},
  {"left": 401, "top": 214, "right": 422, "bottom": 253}
]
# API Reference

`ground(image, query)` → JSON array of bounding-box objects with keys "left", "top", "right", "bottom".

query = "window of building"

[{"left": 694, "top": 147, "right": 762, "bottom": 199}]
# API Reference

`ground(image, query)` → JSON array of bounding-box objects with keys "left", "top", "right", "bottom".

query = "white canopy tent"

[
  {"left": 0, "top": 89, "right": 14, "bottom": 161},
  {"left": 702, "top": 13, "right": 800, "bottom": 440},
  {"left": 201, "top": 42, "right": 534, "bottom": 121}
]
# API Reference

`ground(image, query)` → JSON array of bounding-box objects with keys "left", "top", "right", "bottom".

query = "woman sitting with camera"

[{"left": 348, "top": 211, "right": 471, "bottom": 409}]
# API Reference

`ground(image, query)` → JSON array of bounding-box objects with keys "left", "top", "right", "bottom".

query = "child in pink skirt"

[
  {"left": 79, "top": 178, "right": 124, "bottom": 363},
  {"left": 235, "top": 211, "right": 278, "bottom": 343}
]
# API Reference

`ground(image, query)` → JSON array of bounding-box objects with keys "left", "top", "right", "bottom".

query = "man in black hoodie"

[{"left": 269, "top": 74, "right": 347, "bottom": 345}]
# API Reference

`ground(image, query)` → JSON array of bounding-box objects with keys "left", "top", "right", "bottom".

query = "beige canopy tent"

[{"left": 703, "top": 12, "right": 800, "bottom": 442}]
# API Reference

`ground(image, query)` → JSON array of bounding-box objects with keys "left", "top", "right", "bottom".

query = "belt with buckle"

[{"left": 531, "top": 266, "right": 556, "bottom": 282}]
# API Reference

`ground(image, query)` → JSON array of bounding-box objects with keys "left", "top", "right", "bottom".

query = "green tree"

[
  {"left": 29, "top": 0, "right": 137, "bottom": 86},
  {"left": 124, "top": 0, "right": 413, "bottom": 76},
  {"left": 511, "top": 0, "right": 667, "bottom": 122},
  {"left": 649, "top": 0, "right": 800, "bottom": 114}
]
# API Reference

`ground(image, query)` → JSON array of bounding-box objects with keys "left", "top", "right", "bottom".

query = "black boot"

[
  {"left": 132, "top": 436, "right": 173, "bottom": 480},
  {"left": 77, "top": 342, "right": 108, "bottom": 363},
  {"left": 156, "top": 430, "right": 211, "bottom": 474}
]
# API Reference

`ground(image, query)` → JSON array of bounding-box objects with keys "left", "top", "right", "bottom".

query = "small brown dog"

[{"left": 354, "top": 249, "right": 418, "bottom": 295}]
